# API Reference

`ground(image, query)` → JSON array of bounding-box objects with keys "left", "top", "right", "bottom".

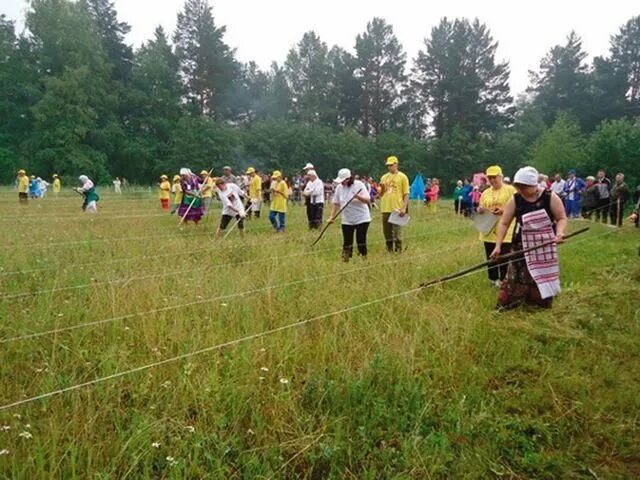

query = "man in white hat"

[
  {"left": 221, "top": 166, "right": 238, "bottom": 186},
  {"left": 302, "top": 169, "right": 324, "bottom": 229}
]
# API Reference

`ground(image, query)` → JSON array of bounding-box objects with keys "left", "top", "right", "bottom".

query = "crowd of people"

[
  {"left": 12, "top": 160, "right": 639, "bottom": 311},
  {"left": 452, "top": 168, "right": 640, "bottom": 227}
]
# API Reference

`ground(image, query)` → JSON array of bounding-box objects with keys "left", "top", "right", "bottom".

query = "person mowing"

[
  {"left": 490, "top": 166, "right": 568, "bottom": 310},
  {"left": 177, "top": 168, "right": 204, "bottom": 225},
  {"left": 76, "top": 175, "right": 100, "bottom": 213},
  {"left": 477, "top": 165, "right": 516, "bottom": 287},
  {"left": 328, "top": 168, "right": 372, "bottom": 262},
  {"left": 215, "top": 178, "right": 246, "bottom": 239}
]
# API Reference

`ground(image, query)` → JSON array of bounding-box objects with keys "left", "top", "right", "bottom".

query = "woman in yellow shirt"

[
  {"left": 478, "top": 165, "right": 516, "bottom": 285},
  {"left": 269, "top": 170, "right": 287, "bottom": 232},
  {"left": 158, "top": 175, "right": 171, "bottom": 211},
  {"left": 171, "top": 175, "right": 182, "bottom": 214},
  {"left": 17, "top": 170, "right": 29, "bottom": 204},
  {"left": 52, "top": 174, "right": 61, "bottom": 196}
]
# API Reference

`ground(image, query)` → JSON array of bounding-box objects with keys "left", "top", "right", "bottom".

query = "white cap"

[
  {"left": 179, "top": 168, "right": 191, "bottom": 176},
  {"left": 223, "top": 165, "right": 231, "bottom": 170},
  {"left": 303, "top": 163, "right": 314, "bottom": 170},
  {"left": 333, "top": 168, "right": 351, "bottom": 184},
  {"left": 307, "top": 169, "right": 318, "bottom": 178},
  {"left": 514, "top": 166, "right": 539, "bottom": 186}
]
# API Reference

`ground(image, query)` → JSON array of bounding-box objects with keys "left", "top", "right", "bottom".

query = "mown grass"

[{"left": 0, "top": 188, "right": 638, "bottom": 479}]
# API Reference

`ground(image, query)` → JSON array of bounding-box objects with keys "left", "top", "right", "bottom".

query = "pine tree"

[
  {"left": 528, "top": 31, "right": 592, "bottom": 129},
  {"left": 413, "top": 17, "right": 512, "bottom": 138},
  {"left": 173, "top": 0, "right": 238, "bottom": 118},
  {"left": 609, "top": 15, "right": 640, "bottom": 114},
  {"left": 355, "top": 18, "right": 407, "bottom": 136},
  {"left": 284, "top": 31, "right": 335, "bottom": 125}
]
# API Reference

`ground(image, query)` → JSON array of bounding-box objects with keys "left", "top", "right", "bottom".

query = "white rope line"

[
  {"left": 0, "top": 218, "right": 313, "bottom": 251},
  {"left": 0, "top": 228, "right": 450, "bottom": 276},
  {"left": 0, "top": 241, "right": 476, "bottom": 343},
  {"left": 0, "top": 230, "right": 610, "bottom": 412}
]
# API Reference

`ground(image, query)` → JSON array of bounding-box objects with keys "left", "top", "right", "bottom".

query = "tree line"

[{"left": 1, "top": 0, "right": 639, "bottom": 189}]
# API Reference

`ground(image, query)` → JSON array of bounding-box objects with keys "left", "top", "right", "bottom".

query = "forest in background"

[{"left": 1, "top": 0, "right": 640, "bottom": 188}]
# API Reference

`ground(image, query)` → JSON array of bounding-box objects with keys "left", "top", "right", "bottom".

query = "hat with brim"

[
  {"left": 246, "top": 167, "right": 255, "bottom": 174},
  {"left": 385, "top": 156, "right": 398, "bottom": 166},
  {"left": 160, "top": 175, "right": 168, "bottom": 180},
  {"left": 303, "top": 163, "right": 314, "bottom": 170},
  {"left": 513, "top": 167, "right": 540, "bottom": 186},
  {"left": 486, "top": 165, "right": 503, "bottom": 177},
  {"left": 333, "top": 168, "right": 351, "bottom": 183},
  {"left": 200, "top": 170, "right": 209, "bottom": 176},
  {"left": 272, "top": 170, "right": 282, "bottom": 179}
]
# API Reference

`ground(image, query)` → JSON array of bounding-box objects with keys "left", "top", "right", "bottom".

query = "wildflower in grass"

[
  {"left": 279, "top": 378, "right": 289, "bottom": 385},
  {"left": 24, "top": 424, "right": 31, "bottom": 429},
  {"left": 57, "top": 313, "right": 63, "bottom": 317},
  {"left": 12, "top": 414, "right": 21, "bottom": 420},
  {"left": 184, "top": 426, "right": 195, "bottom": 434},
  {"left": 18, "top": 431, "right": 32, "bottom": 439},
  {"left": 166, "top": 456, "right": 178, "bottom": 467},
  {"left": 259, "top": 377, "right": 265, "bottom": 381},
  {"left": 247, "top": 429, "right": 255, "bottom": 435},
  {"left": 260, "top": 367, "right": 269, "bottom": 372},
  {"left": 1, "top": 426, "right": 10, "bottom": 432},
  {"left": 161, "top": 381, "right": 172, "bottom": 389},
  {"left": 151, "top": 442, "right": 161, "bottom": 448},
  {"left": 0, "top": 449, "right": 9, "bottom": 456}
]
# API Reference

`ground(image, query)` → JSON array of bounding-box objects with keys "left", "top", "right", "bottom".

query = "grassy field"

[{"left": 0, "top": 187, "right": 638, "bottom": 479}]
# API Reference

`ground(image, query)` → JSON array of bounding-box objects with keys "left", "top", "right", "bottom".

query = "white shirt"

[
  {"left": 304, "top": 178, "right": 325, "bottom": 204},
  {"left": 217, "top": 183, "right": 245, "bottom": 216},
  {"left": 551, "top": 180, "right": 565, "bottom": 196},
  {"left": 332, "top": 180, "right": 371, "bottom": 226}
]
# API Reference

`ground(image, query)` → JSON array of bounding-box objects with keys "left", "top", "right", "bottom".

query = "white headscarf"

[
  {"left": 78, "top": 175, "right": 94, "bottom": 191},
  {"left": 179, "top": 168, "right": 192, "bottom": 176}
]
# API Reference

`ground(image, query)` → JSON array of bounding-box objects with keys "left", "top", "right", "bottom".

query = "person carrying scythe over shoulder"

[{"left": 490, "top": 166, "right": 568, "bottom": 310}]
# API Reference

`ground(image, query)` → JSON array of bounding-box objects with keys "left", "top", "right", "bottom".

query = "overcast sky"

[{"left": 3, "top": 0, "right": 639, "bottom": 95}]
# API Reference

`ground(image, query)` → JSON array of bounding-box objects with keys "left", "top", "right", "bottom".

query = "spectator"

[
  {"left": 594, "top": 170, "right": 612, "bottom": 223},
  {"left": 610, "top": 173, "right": 631, "bottom": 227}
]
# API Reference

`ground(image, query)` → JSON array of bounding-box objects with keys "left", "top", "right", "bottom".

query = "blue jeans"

[
  {"left": 565, "top": 198, "right": 580, "bottom": 218},
  {"left": 269, "top": 211, "right": 285, "bottom": 231}
]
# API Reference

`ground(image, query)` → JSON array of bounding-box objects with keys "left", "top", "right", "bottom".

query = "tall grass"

[{"left": 0, "top": 188, "right": 638, "bottom": 479}]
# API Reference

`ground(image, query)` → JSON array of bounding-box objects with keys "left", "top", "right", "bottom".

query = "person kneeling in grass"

[
  {"left": 215, "top": 178, "right": 246, "bottom": 239},
  {"left": 491, "top": 166, "right": 567, "bottom": 310},
  {"left": 328, "top": 168, "right": 371, "bottom": 262}
]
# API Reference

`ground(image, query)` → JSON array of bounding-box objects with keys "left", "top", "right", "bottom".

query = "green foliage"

[
  {"left": 587, "top": 118, "right": 640, "bottom": 183},
  {"left": 2, "top": 1, "right": 640, "bottom": 187},
  {"left": 529, "top": 113, "right": 587, "bottom": 175}
]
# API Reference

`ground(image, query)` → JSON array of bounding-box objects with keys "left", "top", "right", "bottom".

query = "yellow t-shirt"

[
  {"left": 249, "top": 175, "right": 262, "bottom": 199},
  {"left": 52, "top": 178, "right": 61, "bottom": 192},
  {"left": 172, "top": 182, "right": 183, "bottom": 204},
  {"left": 379, "top": 171, "right": 409, "bottom": 213},
  {"left": 18, "top": 176, "right": 29, "bottom": 193},
  {"left": 479, "top": 184, "right": 516, "bottom": 242},
  {"left": 270, "top": 180, "right": 288, "bottom": 213},
  {"left": 159, "top": 180, "right": 171, "bottom": 200},
  {"left": 202, "top": 177, "right": 214, "bottom": 198}
]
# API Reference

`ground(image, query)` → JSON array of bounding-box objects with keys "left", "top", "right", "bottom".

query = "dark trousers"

[
  {"left": 595, "top": 199, "right": 609, "bottom": 223},
  {"left": 484, "top": 242, "right": 512, "bottom": 281},
  {"left": 609, "top": 200, "right": 626, "bottom": 227},
  {"left": 18, "top": 192, "right": 28, "bottom": 204},
  {"left": 308, "top": 203, "right": 323, "bottom": 229},
  {"left": 342, "top": 222, "right": 370, "bottom": 260},
  {"left": 382, "top": 213, "right": 403, "bottom": 252}
]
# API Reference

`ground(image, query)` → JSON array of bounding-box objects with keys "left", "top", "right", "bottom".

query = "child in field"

[
  {"left": 426, "top": 178, "right": 440, "bottom": 212},
  {"left": 29, "top": 176, "right": 40, "bottom": 199},
  {"left": 158, "top": 175, "right": 171, "bottom": 211},
  {"left": 470, "top": 186, "right": 482, "bottom": 214}
]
